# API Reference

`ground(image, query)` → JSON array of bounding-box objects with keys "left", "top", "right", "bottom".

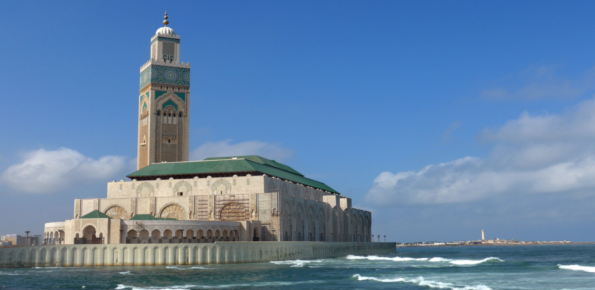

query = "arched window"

[
  {"left": 157, "top": 110, "right": 161, "bottom": 116},
  {"left": 179, "top": 112, "right": 183, "bottom": 117}
]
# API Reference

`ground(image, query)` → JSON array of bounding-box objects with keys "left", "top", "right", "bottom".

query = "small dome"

[{"left": 156, "top": 26, "right": 175, "bottom": 36}]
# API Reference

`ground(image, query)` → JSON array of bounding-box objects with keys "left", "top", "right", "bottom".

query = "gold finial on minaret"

[{"left": 163, "top": 10, "right": 169, "bottom": 26}]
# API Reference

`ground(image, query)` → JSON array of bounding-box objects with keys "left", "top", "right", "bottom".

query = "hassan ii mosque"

[{"left": 42, "top": 13, "right": 373, "bottom": 246}]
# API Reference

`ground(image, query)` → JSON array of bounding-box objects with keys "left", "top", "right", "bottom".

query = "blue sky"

[{"left": 2, "top": 1, "right": 595, "bottom": 242}]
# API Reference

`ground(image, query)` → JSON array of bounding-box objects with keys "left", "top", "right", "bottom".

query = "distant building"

[
  {"left": 1, "top": 234, "right": 40, "bottom": 246},
  {"left": 481, "top": 229, "right": 485, "bottom": 241}
]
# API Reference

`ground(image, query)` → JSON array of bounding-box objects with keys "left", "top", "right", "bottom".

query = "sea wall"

[{"left": 0, "top": 242, "right": 395, "bottom": 268}]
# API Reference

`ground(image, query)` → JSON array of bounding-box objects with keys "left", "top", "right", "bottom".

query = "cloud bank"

[
  {"left": 1, "top": 148, "right": 126, "bottom": 194},
  {"left": 366, "top": 97, "right": 595, "bottom": 206},
  {"left": 191, "top": 140, "right": 294, "bottom": 162}
]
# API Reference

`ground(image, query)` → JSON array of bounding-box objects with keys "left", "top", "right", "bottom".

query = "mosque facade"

[{"left": 43, "top": 13, "right": 372, "bottom": 246}]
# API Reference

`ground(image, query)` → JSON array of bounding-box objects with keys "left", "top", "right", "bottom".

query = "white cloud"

[
  {"left": 481, "top": 98, "right": 595, "bottom": 143},
  {"left": 366, "top": 98, "right": 595, "bottom": 206},
  {"left": 191, "top": 140, "right": 294, "bottom": 161},
  {"left": 1, "top": 148, "right": 126, "bottom": 194},
  {"left": 480, "top": 65, "right": 595, "bottom": 100}
]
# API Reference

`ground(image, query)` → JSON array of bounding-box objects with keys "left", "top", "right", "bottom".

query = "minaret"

[{"left": 138, "top": 11, "right": 190, "bottom": 170}]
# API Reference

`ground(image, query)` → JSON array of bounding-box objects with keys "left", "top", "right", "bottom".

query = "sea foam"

[
  {"left": 346, "top": 255, "right": 429, "bottom": 261},
  {"left": 346, "top": 255, "right": 503, "bottom": 266},
  {"left": 352, "top": 274, "right": 493, "bottom": 290},
  {"left": 0, "top": 272, "right": 24, "bottom": 275},
  {"left": 429, "top": 257, "right": 504, "bottom": 266},
  {"left": 558, "top": 264, "right": 595, "bottom": 273},
  {"left": 270, "top": 259, "right": 324, "bottom": 267}
]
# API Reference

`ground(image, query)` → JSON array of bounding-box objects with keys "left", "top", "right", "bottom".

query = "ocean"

[{"left": 1, "top": 244, "right": 594, "bottom": 289}]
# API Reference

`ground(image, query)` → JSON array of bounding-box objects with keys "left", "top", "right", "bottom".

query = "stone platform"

[{"left": 0, "top": 242, "right": 395, "bottom": 268}]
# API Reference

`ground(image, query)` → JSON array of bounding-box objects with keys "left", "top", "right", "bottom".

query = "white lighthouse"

[{"left": 481, "top": 229, "right": 485, "bottom": 241}]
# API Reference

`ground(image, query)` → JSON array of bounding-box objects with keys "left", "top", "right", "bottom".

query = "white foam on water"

[
  {"left": 270, "top": 259, "right": 324, "bottom": 267},
  {"left": 345, "top": 255, "right": 502, "bottom": 266},
  {"left": 558, "top": 264, "right": 595, "bottom": 273},
  {"left": 165, "top": 266, "right": 207, "bottom": 270},
  {"left": 0, "top": 272, "right": 24, "bottom": 275},
  {"left": 119, "top": 271, "right": 132, "bottom": 275},
  {"left": 428, "top": 257, "right": 503, "bottom": 266},
  {"left": 346, "top": 255, "right": 429, "bottom": 262},
  {"left": 115, "top": 280, "right": 323, "bottom": 289},
  {"left": 352, "top": 274, "right": 492, "bottom": 290}
]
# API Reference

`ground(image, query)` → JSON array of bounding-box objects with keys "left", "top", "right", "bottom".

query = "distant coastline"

[{"left": 397, "top": 241, "right": 595, "bottom": 248}]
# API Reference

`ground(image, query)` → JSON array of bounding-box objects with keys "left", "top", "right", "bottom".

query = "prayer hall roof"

[{"left": 126, "top": 155, "right": 340, "bottom": 194}]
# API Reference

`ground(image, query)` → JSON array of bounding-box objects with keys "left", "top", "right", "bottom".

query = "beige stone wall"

[
  {"left": 107, "top": 175, "right": 266, "bottom": 199},
  {"left": 75, "top": 175, "right": 371, "bottom": 244},
  {"left": 263, "top": 176, "right": 327, "bottom": 202},
  {"left": 0, "top": 242, "right": 396, "bottom": 268}
]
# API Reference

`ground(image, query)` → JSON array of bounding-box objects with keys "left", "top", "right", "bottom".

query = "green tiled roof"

[
  {"left": 127, "top": 155, "right": 339, "bottom": 194},
  {"left": 130, "top": 214, "right": 176, "bottom": 221},
  {"left": 81, "top": 210, "right": 111, "bottom": 219},
  {"left": 204, "top": 156, "right": 303, "bottom": 176}
]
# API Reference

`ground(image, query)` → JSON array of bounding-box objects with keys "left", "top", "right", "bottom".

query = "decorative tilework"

[
  {"left": 155, "top": 90, "right": 167, "bottom": 99},
  {"left": 140, "top": 65, "right": 190, "bottom": 89},
  {"left": 140, "top": 92, "right": 150, "bottom": 104},
  {"left": 140, "top": 66, "right": 151, "bottom": 88},
  {"left": 174, "top": 92, "right": 186, "bottom": 102},
  {"left": 162, "top": 99, "right": 178, "bottom": 110},
  {"left": 151, "top": 37, "right": 180, "bottom": 44}
]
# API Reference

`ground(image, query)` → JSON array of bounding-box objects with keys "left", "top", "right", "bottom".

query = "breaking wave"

[
  {"left": 115, "top": 280, "right": 323, "bottom": 289},
  {"left": 558, "top": 264, "right": 595, "bottom": 273},
  {"left": 347, "top": 255, "right": 503, "bottom": 266},
  {"left": 352, "top": 274, "right": 493, "bottom": 290},
  {"left": 270, "top": 259, "right": 324, "bottom": 267},
  {"left": 347, "top": 255, "right": 429, "bottom": 261},
  {"left": 119, "top": 271, "right": 132, "bottom": 275},
  {"left": 429, "top": 257, "right": 504, "bottom": 266}
]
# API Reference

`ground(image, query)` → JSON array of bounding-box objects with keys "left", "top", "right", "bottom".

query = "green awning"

[{"left": 80, "top": 210, "right": 111, "bottom": 219}]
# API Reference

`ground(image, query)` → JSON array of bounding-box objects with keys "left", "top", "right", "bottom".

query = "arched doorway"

[{"left": 82, "top": 225, "right": 97, "bottom": 244}]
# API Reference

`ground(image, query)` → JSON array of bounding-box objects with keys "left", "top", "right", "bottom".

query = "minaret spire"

[{"left": 163, "top": 10, "right": 169, "bottom": 26}]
